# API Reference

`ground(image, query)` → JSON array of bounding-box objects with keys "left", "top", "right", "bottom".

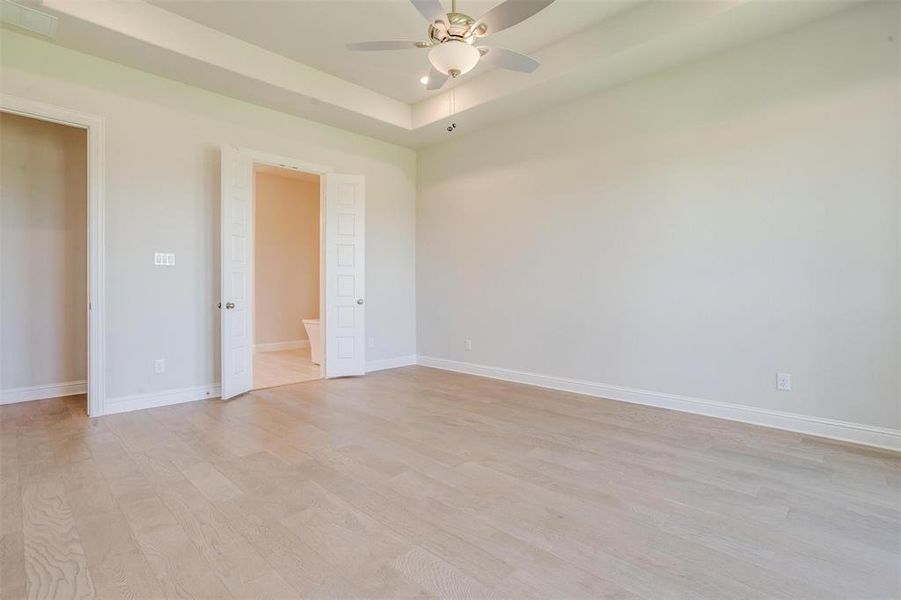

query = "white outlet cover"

[
  {"left": 777, "top": 372, "right": 791, "bottom": 391},
  {"left": 154, "top": 359, "right": 165, "bottom": 373},
  {"left": 464, "top": 339, "right": 472, "bottom": 351}
]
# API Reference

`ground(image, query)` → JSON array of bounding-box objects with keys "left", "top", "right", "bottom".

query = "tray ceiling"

[{"left": 5, "top": 0, "right": 861, "bottom": 147}]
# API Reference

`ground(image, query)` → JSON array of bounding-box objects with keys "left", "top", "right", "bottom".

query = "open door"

[
  {"left": 323, "top": 174, "right": 365, "bottom": 378},
  {"left": 220, "top": 145, "right": 254, "bottom": 399}
]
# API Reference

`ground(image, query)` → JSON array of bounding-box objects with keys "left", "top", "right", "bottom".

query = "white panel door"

[
  {"left": 324, "top": 174, "right": 365, "bottom": 378},
  {"left": 220, "top": 145, "right": 253, "bottom": 399}
]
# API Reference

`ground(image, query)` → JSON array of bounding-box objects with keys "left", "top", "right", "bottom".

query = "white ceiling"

[
  {"left": 9, "top": 0, "right": 862, "bottom": 147},
  {"left": 147, "top": 0, "right": 636, "bottom": 104}
]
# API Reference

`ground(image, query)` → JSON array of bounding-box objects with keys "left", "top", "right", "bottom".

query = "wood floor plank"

[
  {"left": 1, "top": 366, "right": 899, "bottom": 599},
  {"left": 0, "top": 531, "right": 27, "bottom": 599},
  {"left": 214, "top": 494, "right": 333, "bottom": 595},
  {"left": 228, "top": 569, "right": 299, "bottom": 600},
  {"left": 305, "top": 457, "right": 516, "bottom": 588},
  {"left": 179, "top": 461, "right": 244, "bottom": 502},
  {"left": 391, "top": 545, "right": 497, "bottom": 600},
  {"left": 0, "top": 480, "right": 23, "bottom": 538},
  {"left": 20, "top": 478, "right": 95, "bottom": 599},
  {"left": 71, "top": 509, "right": 165, "bottom": 600},
  {"left": 0, "top": 432, "right": 22, "bottom": 537},
  {"left": 154, "top": 478, "right": 274, "bottom": 594},
  {"left": 118, "top": 495, "right": 232, "bottom": 599}
]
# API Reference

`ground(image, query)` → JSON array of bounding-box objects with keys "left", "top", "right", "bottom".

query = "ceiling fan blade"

[
  {"left": 346, "top": 41, "right": 430, "bottom": 51},
  {"left": 426, "top": 68, "right": 449, "bottom": 90},
  {"left": 477, "top": 46, "right": 539, "bottom": 73},
  {"left": 411, "top": 0, "right": 446, "bottom": 24},
  {"left": 474, "top": 0, "right": 555, "bottom": 35}
]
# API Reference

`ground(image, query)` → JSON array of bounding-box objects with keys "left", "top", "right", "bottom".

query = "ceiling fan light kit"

[
  {"left": 347, "top": 0, "right": 554, "bottom": 97},
  {"left": 428, "top": 40, "right": 480, "bottom": 76}
]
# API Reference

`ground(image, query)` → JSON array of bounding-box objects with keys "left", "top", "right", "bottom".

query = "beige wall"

[
  {"left": 254, "top": 171, "right": 319, "bottom": 345},
  {"left": 1, "top": 30, "right": 417, "bottom": 400},
  {"left": 1, "top": 112, "right": 87, "bottom": 390},
  {"left": 417, "top": 1, "right": 900, "bottom": 430}
]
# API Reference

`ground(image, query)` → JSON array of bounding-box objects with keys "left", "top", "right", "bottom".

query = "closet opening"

[{"left": 1, "top": 112, "right": 89, "bottom": 413}]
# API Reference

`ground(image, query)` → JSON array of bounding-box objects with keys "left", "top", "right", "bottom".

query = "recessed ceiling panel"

[{"left": 149, "top": 0, "right": 635, "bottom": 103}]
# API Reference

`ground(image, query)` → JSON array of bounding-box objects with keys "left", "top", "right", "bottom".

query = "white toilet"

[{"left": 302, "top": 318, "right": 321, "bottom": 365}]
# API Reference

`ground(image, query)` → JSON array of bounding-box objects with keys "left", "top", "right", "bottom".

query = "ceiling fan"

[{"left": 347, "top": 0, "right": 555, "bottom": 90}]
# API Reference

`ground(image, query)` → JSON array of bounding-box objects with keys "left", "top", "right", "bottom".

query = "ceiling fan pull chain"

[{"left": 447, "top": 72, "right": 457, "bottom": 133}]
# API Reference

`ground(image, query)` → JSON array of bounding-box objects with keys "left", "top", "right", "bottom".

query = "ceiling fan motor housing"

[{"left": 428, "top": 12, "right": 486, "bottom": 45}]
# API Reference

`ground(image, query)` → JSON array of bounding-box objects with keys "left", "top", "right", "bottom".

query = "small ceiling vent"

[{"left": 1, "top": 0, "right": 58, "bottom": 38}]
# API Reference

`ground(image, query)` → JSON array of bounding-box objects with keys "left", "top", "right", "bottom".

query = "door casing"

[{"left": 1, "top": 94, "right": 106, "bottom": 417}]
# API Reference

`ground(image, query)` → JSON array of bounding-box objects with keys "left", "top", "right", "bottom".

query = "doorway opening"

[
  {"left": 0, "top": 111, "right": 88, "bottom": 412},
  {"left": 220, "top": 145, "right": 366, "bottom": 399},
  {"left": 251, "top": 164, "right": 322, "bottom": 389}
]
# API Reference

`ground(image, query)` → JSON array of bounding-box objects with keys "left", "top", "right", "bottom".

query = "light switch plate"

[{"left": 154, "top": 252, "right": 176, "bottom": 266}]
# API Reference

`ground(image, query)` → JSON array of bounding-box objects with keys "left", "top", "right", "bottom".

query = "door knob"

[
  {"left": 356, "top": 299, "right": 364, "bottom": 305},
  {"left": 225, "top": 302, "right": 236, "bottom": 309}
]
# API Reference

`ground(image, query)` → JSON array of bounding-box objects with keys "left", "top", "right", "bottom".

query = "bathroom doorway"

[
  {"left": 220, "top": 145, "right": 365, "bottom": 399},
  {"left": 251, "top": 164, "right": 322, "bottom": 390}
]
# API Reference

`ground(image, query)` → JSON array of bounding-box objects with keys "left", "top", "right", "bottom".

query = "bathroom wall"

[
  {"left": 253, "top": 168, "right": 320, "bottom": 347},
  {"left": 1, "top": 112, "right": 88, "bottom": 391}
]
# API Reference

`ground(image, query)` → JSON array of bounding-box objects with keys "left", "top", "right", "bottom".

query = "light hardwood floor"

[
  {"left": 253, "top": 347, "right": 320, "bottom": 390},
  {"left": 1, "top": 366, "right": 899, "bottom": 599}
]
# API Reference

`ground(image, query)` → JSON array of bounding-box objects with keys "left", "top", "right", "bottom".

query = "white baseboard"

[
  {"left": 416, "top": 356, "right": 901, "bottom": 452},
  {"left": 104, "top": 384, "right": 221, "bottom": 416},
  {"left": 101, "top": 356, "right": 413, "bottom": 416},
  {"left": 254, "top": 340, "right": 309, "bottom": 353},
  {"left": 366, "top": 355, "right": 418, "bottom": 373},
  {"left": 1, "top": 380, "right": 87, "bottom": 405}
]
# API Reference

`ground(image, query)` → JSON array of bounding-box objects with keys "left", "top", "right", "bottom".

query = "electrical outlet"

[
  {"left": 367, "top": 337, "right": 376, "bottom": 349},
  {"left": 777, "top": 372, "right": 791, "bottom": 391},
  {"left": 154, "top": 359, "right": 165, "bottom": 374},
  {"left": 464, "top": 339, "right": 472, "bottom": 351}
]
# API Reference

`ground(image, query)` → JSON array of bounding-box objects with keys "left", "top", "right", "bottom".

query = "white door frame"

[
  {"left": 0, "top": 94, "right": 106, "bottom": 417},
  {"left": 241, "top": 148, "right": 333, "bottom": 381}
]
